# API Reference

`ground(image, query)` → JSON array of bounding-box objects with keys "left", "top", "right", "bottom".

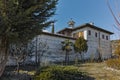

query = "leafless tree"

[
  {"left": 30, "top": 38, "right": 49, "bottom": 67},
  {"left": 107, "top": 0, "right": 120, "bottom": 31},
  {"left": 9, "top": 43, "right": 29, "bottom": 74}
]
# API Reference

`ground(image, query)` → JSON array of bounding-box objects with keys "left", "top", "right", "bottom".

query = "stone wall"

[
  {"left": 7, "top": 33, "right": 78, "bottom": 66},
  {"left": 86, "top": 27, "right": 112, "bottom": 59},
  {"left": 7, "top": 28, "right": 113, "bottom": 65},
  {"left": 33, "top": 34, "right": 76, "bottom": 64},
  {"left": 72, "top": 26, "right": 112, "bottom": 59}
]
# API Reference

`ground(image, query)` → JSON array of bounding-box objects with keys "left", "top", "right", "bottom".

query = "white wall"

[
  {"left": 7, "top": 27, "right": 112, "bottom": 65},
  {"left": 30, "top": 34, "right": 77, "bottom": 64},
  {"left": 72, "top": 27, "right": 112, "bottom": 59}
]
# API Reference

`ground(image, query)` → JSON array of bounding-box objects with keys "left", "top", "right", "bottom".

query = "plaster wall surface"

[{"left": 7, "top": 26, "right": 112, "bottom": 65}]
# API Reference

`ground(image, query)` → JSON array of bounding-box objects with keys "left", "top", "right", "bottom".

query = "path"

[{"left": 78, "top": 62, "right": 120, "bottom": 80}]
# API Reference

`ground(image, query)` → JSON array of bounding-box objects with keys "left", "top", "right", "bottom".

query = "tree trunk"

[
  {"left": 38, "top": 53, "right": 41, "bottom": 67},
  {"left": 0, "top": 37, "right": 9, "bottom": 77},
  {"left": 98, "top": 48, "right": 102, "bottom": 62},
  {"left": 0, "top": 57, "right": 8, "bottom": 77},
  {"left": 67, "top": 51, "right": 69, "bottom": 65},
  {"left": 35, "top": 37, "right": 38, "bottom": 65},
  {"left": 80, "top": 53, "right": 83, "bottom": 62},
  {"left": 65, "top": 51, "right": 68, "bottom": 65},
  {"left": 16, "top": 61, "right": 20, "bottom": 74},
  {"left": 38, "top": 53, "right": 40, "bottom": 66},
  {"left": 75, "top": 53, "right": 79, "bottom": 65}
]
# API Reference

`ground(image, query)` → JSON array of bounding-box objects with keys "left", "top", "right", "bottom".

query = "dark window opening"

[
  {"left": 95, "top": 32, "right": 97, "bottom": 37},
  {"left": 102, "top": 35, "right": 104, "bottom": 39},
  {"left": 88, "top": 30, "right": 91, "bottom": 35},
  {"left": 106, "top": 36, "right": 108, "bottom": 40}
]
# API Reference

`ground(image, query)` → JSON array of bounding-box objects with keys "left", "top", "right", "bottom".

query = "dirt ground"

[
  {"left": 78, "top": 62, "right": 120, "bottom": 80},
  {"left": 1, "top": 62, "right": 120, "bottom": 80},
  {"left": 0, "top": 65, "right": 36, "bottom": 80}
]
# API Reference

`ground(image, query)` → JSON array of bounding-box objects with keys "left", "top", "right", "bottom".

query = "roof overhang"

[
  {"left": 57, "top": 28, "right": 73, "bottom": 33},
  {"left": 57, "top": 23, "right": 114, "bottom": 35},
  {"left": 41, "top": 32, "right": 76, "bottom": 40},
  {"left": 73, "top": 23, "right": 114, "bottom": 34}
]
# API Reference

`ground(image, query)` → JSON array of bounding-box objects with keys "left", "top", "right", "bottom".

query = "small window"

[
  {"left": 95, "top": 32, "right": 97, "bottom": 37},
  {"left": 79, "top": 32, "right": 84, "bottom": 37},
  {"left": 88, "top": 30, "right": 91, "bottom": 35},
  {"left": 102, "top": 35, "right": 104, "bottom": 39},
  {"left": 106, "top": 36, "right": 109, "bottom": 40},
  {"left": 73, "top": 33, "right": 79, "bottom": 38}
]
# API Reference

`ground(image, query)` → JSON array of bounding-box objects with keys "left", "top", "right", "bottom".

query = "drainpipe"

[{"left": 98, "top": 31, "right": 102, "bottom": 61}]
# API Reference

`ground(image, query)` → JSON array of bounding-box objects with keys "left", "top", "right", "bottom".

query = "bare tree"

[
  {"left": 0, "top": 39, "right": 8, "bottom": 76},
  {"left": 9, "top": 43, "right": 29, "bottom": 74},
  {"left": 107, "top": 0, "right": 120, "bottom": 58},
  {"left": 37, "top": 40, "right": 49, "bottom": 66},
  {"left": 30, "top": 38, "right": 49, "bottom": 67},
  {"left": 107, "top": 0, "right": 120, "bottom": 30}
]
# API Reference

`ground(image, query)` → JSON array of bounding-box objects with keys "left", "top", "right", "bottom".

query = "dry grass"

[
  {"left": 106, "top": 58, "right": 120, "bottom": 70},
  {"left": 78, "top": 62, "right": 120, "bottom": 80},
  {"left": 2, "top": 62, "right": 120, "bottom": 80},
  {"left": 1, "top": 65, "right": 36, "bottom": 80}
]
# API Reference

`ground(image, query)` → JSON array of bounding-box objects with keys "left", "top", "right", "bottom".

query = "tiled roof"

[
  {"left": 57, "top": 28, "right": 73, "bottom": 33},
  {"left": 41, "top": 32, "right": 76, "bottom": 40},
  {"left": 57, "top": 23, "right": 114, "bottom": 34}
]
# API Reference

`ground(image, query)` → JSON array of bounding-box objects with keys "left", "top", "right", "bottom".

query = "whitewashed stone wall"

[
  {"left": 7, "top": 34, "right": 77, "bottom": 66},
  {"left": 29, "top": 34, "right": 78, "bottom": 64},
  {"left": 72, "top": 27, "right": 112, "bottom": 59},
  {"left": 47, "top": 35, "right": 75, "bottom": 61},
  {"left": 7, "top": 26, "right": 112, "bottom": 65}
]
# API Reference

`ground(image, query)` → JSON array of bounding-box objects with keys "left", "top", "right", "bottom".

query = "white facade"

[
  {"left": 77, "top": 27, "right": 112, "bottom": 59},
  {"left": 32, "top": 23, "right": 113, "bottom": 63},
  {"left": 38, "top": 34, "right": 75, "bottom": 62},
  {"left": 7, "top": 23, "right": 113, "bottom": 65}
]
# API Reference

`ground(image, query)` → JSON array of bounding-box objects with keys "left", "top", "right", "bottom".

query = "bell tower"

[{"left": 68, "top": 18, "right": 75, "bottom": 28}]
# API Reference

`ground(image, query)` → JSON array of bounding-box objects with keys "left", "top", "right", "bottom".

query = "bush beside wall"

[
  {"left": 106, "top": 58, "right": 120, "bottom": 70},
  {"left": 34, "top": 66, "right": 91, "bottom": 80}
]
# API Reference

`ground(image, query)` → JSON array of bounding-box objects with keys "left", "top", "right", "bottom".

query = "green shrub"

[
  {"left": 106, "top": 58, "right": 120, "bottom": 70},
  {"left": 34, "top": 66, "right": 87, "bottom": 80}
]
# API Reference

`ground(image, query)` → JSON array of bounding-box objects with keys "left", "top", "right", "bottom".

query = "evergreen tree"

[
  {"left": 0, "top": 0, "right": 58, "bottom": 76},
  {"left": 61, "top": 39, "right": 73, "bottom": 65},
  {"left": 74, "top": 37, "right": 88, "bottom": 63}
]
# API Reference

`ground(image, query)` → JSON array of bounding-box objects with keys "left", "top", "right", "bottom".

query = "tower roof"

[
  {"left": 67, "top": 18, "right": 75, "bottom": 28},
  {"left": 57, "top": 23, "right": 114, "bottom": 34}
]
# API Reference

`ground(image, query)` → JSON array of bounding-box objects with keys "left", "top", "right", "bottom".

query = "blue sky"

[{"left": 47, "top": 0, "right": 120, "bottom": 40}]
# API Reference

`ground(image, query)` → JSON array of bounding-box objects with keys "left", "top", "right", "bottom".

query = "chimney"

[
  {"left": 89, "top": 22, "right": 94, "bottom": 25},
  {"left": 51, "top": 22, "right": 54, "bottom": 34}
]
